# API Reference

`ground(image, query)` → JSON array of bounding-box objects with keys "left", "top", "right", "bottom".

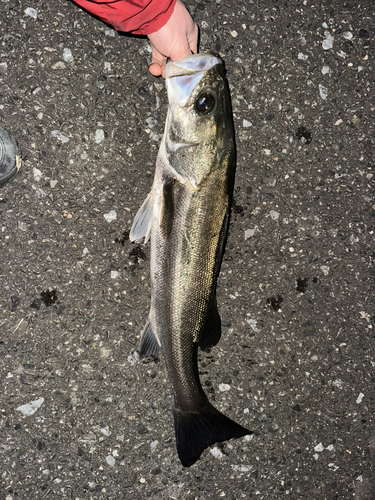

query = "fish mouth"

[
  {"left": 166, "top": 54, "right": 222, "bottom": 107},
  {"left": 166, "top": 53, "right": 222, "bottom": 79}
]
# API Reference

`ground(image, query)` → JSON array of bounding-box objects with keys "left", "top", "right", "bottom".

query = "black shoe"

[{"left": 0, "top": 127, "right": 20, "bottom": 187}]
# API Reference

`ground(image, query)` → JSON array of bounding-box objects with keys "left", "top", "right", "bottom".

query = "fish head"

[{"left": 163, "top": 53, "right": 234, "bottom": 190}]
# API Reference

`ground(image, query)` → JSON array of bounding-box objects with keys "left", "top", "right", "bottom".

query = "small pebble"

[
  {"left": 95, "top": 129, "right": 105, "bottom": 144},
  {"left": 51, "top": 61, "right": 66, "bottom": 70},
  {"left": 104, "top": 210, "right": 117, "bottom": 223},
  {"left": 219, "top": 383, "right": 231, "bottom": 392},
  {"left": 246, "top": 318, "right": 260, "bottom": 333},
  {"left": 356, "top": 392, "right": 364, "bottom": 404},
  {"left": 63, "top": 48, "right": 74, "bottom": 62},
  {"left": 51, "top": 130, "right": 69, "bottom": 143},
  {"left": 243, "top": 119, "right": 252, "bottom": 128},
  {"left": 231, "top": 465, "right": 251, "bottom": 472},
  {"left": 320, "top": 265, "right": 330, "bottom": 275},
  {"left": 106, "top": 455, "right": 115, "bottom": 466},
  {"left": 244, "top": 229, "right": 255, "bottom": 240},
  {"left": 127, "top": 352, "right": 139, "bottom": 365},
  {"left": 319, "top": 84, "right": 328, "bottom": 100},
  {"left": 322, "top": 66, "right": 330, "bottom": 75},
  {"left": 210, "top": 447, "right": 224, "bottom": 459},
  {"left": 105, "top": 28, "right": 116, "bottom": 37},
  {"left": 270, "top": 210, "right": 279, "bottom": 220},
  {"left": 322, "top": 32, "right": 334, "bottom": 50},
  {"left": 314, "top": 442, "right": 324, "bottom": 452},
  {"left": 298, "top": 52, "right": 308, "bottom": 60},
  {"left": 33, "top": 168, "right": 42, "bottom": 182},
  {"left": 24, "top": 7, "right": 38, "bottom": 19},
  {"left": 17, "top": 397, "right": 44, "bottom": 416}
]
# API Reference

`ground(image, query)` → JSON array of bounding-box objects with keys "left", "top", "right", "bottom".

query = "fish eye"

[{"left": 195, "top": 92, "right": 216, "bottom": 115}]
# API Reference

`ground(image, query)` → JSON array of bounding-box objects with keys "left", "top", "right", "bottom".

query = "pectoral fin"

[
  {"left": 198, "top": 294, "right": 221, "bottom": 351},
  {"left": 129, "top": 192, "right": 153, "bottom": 243}
]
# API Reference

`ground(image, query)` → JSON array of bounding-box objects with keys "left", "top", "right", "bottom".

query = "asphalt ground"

[{"left": 0, "top": 1, "right": 374, "bottom": 499}]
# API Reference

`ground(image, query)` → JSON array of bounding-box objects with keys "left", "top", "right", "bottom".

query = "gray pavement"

[{"left": 0, "top": 1, "right": 374, "bottom": 499}]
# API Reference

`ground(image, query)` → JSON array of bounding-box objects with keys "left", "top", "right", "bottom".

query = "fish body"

[{"left": 130, "top": 53, "right": 251, "bottom": 467}]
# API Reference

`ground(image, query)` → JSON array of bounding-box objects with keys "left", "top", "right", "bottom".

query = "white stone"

[
  {"left": 106, "top": 455, "right": 115, "bottom": 466},
  {"left": 243, "top": 119, "right": 252, "bottom": 128},
  {"left": 104, "top": 210, "right": 117, "bottom": 223},
  {"left": 322, "top": 32, "right": 334, "bottom": 50},
  {"left": 314, "top": 442, "right": 324, "bottom": 452},
  {"left": 356, "top": 392, "right": 364, "bottom": 404},
  {"left": 51, "top": 61, "right": 66, "bottom": 70},
  {"left": 270, "top": 210, "right": 279, "bottom": 220},
  {"left": 110, "top": 271, "right": 120, "bottom": 279},
  {"left": 105, "top": 28, "right": 116, "bottom": 37},
  {"left": 320, "top": 265, "right": 330, "bottom": 275},
  {"left": 95, "top": 129, "right": 105, "bottom": 144},
  {"left": 127, "top": 351, "right": 139, "bottom": 365},
  {"left": 210, "top": 447, "right": 224, "bottom": 459},
  {"left": 33, "top": 168, "right": 42, "bottom": 182},
  {"left": 319, "top": 84, "right": 328, "bottom": 100},
  {"left": 218, "top": 383, "right": 231, "bottom": 392},
  {"left": 246, "top": 318, "right": 260, "bottom": 333},
  {"left": 63, "top": 48, "right": 73, "bottom": 62},
  {"left": 298, "top": 52, "right": 308, "bottom": 60},
  {"left": 17, "top": 397, "right": 44, "bottom": 416},
  {"left": 24, "top": 7, "right": 37, "bottom": 19},
  {"left": 322, "top": 66, "right": 330, "bottom": 75},
  {"left": 244, "top": 228, "right": 255, "bottom": 240},
  {"left": 231, "top": 465, "right": 251, "bottom": 472},
  {"left": 51, "top": 130, "right": 69, "bottom": 143}
]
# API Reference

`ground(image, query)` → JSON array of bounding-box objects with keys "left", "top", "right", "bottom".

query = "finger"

[
  {"left": 148, "top": 62, "right": 162, "bottom": 77},
  {"left": 148, "top": 46, "right": 166, "bottom": 77},
  {"left": 188, "top": 24, "right": 199, "bottom": 54}
]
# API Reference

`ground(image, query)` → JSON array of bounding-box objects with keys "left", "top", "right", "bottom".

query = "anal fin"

[{"left": 138, "top": 319, "right": 161, "bottom": 362}]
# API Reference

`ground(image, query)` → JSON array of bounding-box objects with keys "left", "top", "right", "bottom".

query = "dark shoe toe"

[{"left": 0, "top": 127, "right": 20, "bottom": 187}]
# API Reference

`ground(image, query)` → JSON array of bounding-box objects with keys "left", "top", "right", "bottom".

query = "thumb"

[{"left": 148, "top": 46, "right": 166, "bottom": 77}]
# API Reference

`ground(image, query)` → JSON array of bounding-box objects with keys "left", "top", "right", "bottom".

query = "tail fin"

[{"left": 174, "top": 403, "right": 251, "bottom": 467}]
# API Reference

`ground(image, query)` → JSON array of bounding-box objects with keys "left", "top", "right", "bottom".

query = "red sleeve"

[{"left": 72, "top": 0, "right": 176, "bottom": 35}]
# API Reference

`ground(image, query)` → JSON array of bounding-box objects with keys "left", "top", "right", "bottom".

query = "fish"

[{"left": 130, "top": 53, "right": 251, "bottom": 467}]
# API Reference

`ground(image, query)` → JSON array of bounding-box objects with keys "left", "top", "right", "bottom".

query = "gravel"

[{"left": 0, "top": 1, "right": 374, "bottom": 499}]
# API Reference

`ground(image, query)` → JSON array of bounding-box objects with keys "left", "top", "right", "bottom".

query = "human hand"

[{"left": 147, "top": 0, "right": 198, "bottom": 78}]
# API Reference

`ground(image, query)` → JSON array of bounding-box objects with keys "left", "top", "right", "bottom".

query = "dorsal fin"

[{"left": 198, "top": 294, "right": 221, "bottom": 351}]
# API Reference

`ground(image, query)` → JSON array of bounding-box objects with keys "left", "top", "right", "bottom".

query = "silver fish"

[{"left": 130, "top": 53, "right": 251, "bottom": 467}]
